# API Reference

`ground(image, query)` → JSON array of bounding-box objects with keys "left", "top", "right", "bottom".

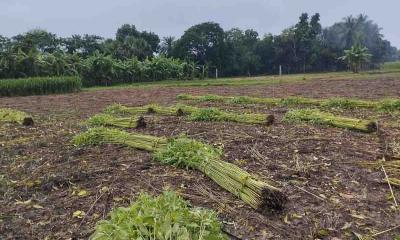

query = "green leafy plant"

[
  {"left": 90, "top": 191, "right": 227, "bottom": 240},
  {"left": 339, "top": 45, "right": 371, "bottom": 73}
]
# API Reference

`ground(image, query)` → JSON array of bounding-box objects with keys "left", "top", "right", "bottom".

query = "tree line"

[{"left": 0, "top": 13, "right": 398, "bottom": 82}]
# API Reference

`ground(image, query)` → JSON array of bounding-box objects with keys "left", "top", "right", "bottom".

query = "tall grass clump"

[
  {"left": 90, "top": 191, "right": 227, "bottom": 240},
  {"left": 0, "top": 76, "right": 81, "bottom": 97},
  {"left": 0, "top": 108, "right": 34, "bottom": 126},
  {"left": 283, "top": 109, "right": 377, "bottom": 133},
  {"left": 85, "top": 114, "right": 146, "bottom": 129},
  {"left": 73, "top": 128, "right": 287, "bottom": 212}
]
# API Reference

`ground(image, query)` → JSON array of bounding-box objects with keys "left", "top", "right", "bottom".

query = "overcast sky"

[{"left": 1, "top": 0, "right": 399, "bottom": 48}]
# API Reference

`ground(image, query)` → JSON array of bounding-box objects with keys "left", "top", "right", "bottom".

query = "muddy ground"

[{"left": 1, "top": 76, "right": 400, "bottom": 239}]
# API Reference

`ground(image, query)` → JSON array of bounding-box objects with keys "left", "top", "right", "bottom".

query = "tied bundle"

[
  {"left": 72, "top": 127, "right": 287, "bottom": 211},
  {"left": 85, "top": 114, "right": 146, "bottom": 129},
  {"left": 283, "top": 109, "right": 377, "bottom": 133},
  {"left": 0, "top": 108, "right": 34, "bottom": 126},
  {"left": 105, "top": 103, "right": 274, "bottom": 126}
]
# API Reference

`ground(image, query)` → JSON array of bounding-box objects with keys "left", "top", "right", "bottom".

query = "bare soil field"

[{"left": 1, "top": 76, "right": 400, "bottom": 239}]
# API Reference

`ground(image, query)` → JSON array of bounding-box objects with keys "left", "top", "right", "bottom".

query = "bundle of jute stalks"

[
  {"left": 176, "top": 94, "right": 400, "bottom": 112},
  {"left": 72, "top": 127, "right": 287, "bottom": 211},
  {"left": 85, "top": 113, "right": 146, "bottom": 129},
  {"left": 104, "top": 103, "right": 275, "bottom": 126},
  {"left": 283, "top": 109, "right": 377, "bottom": 133},
  {"left": 0, "top": 108, "right": 34, "bottom": 126}
]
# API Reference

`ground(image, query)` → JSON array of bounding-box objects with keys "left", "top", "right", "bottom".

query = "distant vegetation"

[
  {"left": 0, "top": 13, "right": 398, "bottom": 93},
  {"left": 383, "top": 61, "right": 400, "bottom": 71},
  {"left": 0, "top": 76, "right": 81, "bottom": 97}
]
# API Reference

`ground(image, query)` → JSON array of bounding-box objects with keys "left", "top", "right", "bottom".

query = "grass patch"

[
  {"left": 0, "top": 108, "right": 34, "bottom": 126},
  {"left": 90, "top": 191, "right": 227, "bottom": 240},
  {"left": 73, "top": 128, "right": 286, "bottom": 211},
  {"left": 282, "top": 109, "right": 377, "bottom": 133},
  {"left": 0, "top": 76, "right": 81, "bottom": 97},
  {"left": 85, "top": 114, "right": 146, "bottom": 129},
  {"left": 383, "top": 61, "right": 400, "bottom": 71}
]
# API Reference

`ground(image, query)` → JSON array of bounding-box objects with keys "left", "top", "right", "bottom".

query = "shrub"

[
  {"left": 0, "top": 76, "right": 81, "bottom": 97},
  {"left": 90, "top": 191, "right": 227, "bottom": 240}
]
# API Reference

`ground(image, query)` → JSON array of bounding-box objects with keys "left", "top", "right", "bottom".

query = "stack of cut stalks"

[
  {"left": 72, "top": 127, "right": 287, "bottom": 211},
  {"left": 104, "top": 103, "right": 274, "bottom": 126},
  {"left": 85, "top": 114, "right": 146, "bottom": 129},
  {"left": 177, "top": 94, "right": 400, "bottom": 112},
  {"left": 283, "top": 109, "right": 377, "bottom": 133},
  {"left": 0, "top": 108, "right": 34, "bottom": 126}
]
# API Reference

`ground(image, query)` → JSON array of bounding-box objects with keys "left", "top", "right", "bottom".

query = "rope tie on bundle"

[{"left": 237, "top": 175, "right": 251, "bottom": 198}]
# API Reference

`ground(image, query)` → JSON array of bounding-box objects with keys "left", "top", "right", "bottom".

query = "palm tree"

[
  {"left": 339, "top": 45, "right": 371, "bottom": 73},
  {"left": 160, "top": 36, "right": 175, "bottom": 57}
]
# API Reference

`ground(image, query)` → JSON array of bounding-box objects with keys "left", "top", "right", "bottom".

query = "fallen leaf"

[
  {"left": 350, "top": 214, "right": 366, "bottom": 220},
  {"left": 339, "top": 193, "right": 355, "bottom": 199},
  {"left": 78, "top": 190, "right": 88, "bottom": 197},
  {"left": 72, "top": 210, "right": 85, "bottom": 218},
  {"left": 341, "top": 222, "right": 352, "bottom": 230}
]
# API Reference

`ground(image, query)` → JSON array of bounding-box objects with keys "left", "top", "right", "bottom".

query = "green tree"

[
  {"left": 116, "top": 24, "right": 140, "bottom": 42},
  {"left": 63, "top": 34, "right": 104, "bottom": 57},
  {"left": 12, "top": 29, "right": 60, "bottom": 53},
  {"left": 339, "top": 45, "right": 371, "bottom": 73},
  {"left": 160, "top": 36, "right": 175, "bottom": 57},
  {"left": 140, "top": 31, "right": 160, "bottom": 53},
  {"left": 173, "top": 22, "right": 226, "bottom": 74}
]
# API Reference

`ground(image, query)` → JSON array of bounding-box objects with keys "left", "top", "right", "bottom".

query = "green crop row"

[{"left": 0, "top": 76, "right": 81, "bottom": 97}]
